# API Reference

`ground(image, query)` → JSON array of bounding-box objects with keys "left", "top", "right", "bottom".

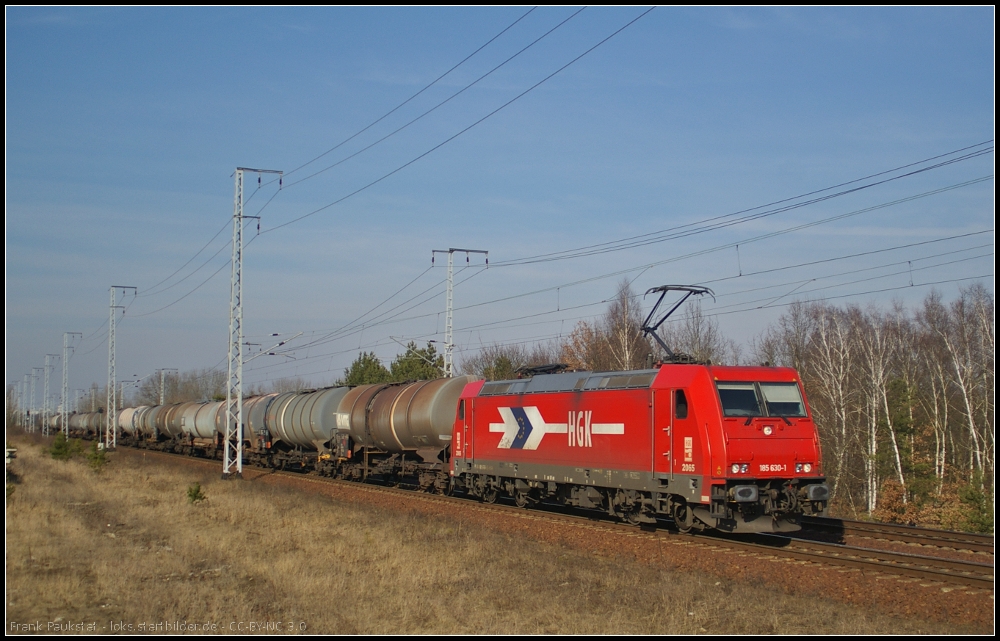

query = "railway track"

[
  {"left": 121, "top": 446, "right": 994, "bottom": 593},
  {"left": 799, "top": 515, "right": 995, "bottom": 555},
  {"left": 726, "top": 531, "right": 994, "bottom": 591}
]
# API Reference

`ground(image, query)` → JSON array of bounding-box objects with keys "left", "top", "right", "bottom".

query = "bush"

[
  {"left": 187, "top": 482, "right": 206, "bottom": 504},
  {"left": 86, "top": 441, "right": 107, "bottom": 473},
  {"left": 957, "top": 478, "right": 993, "bottom": 534},
  {"left": 50, "top": 433, "right": 82, "bottom": 461}
]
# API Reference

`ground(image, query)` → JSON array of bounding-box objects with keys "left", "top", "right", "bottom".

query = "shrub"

[
  {"left": 86, "top": 441, "right": 107, "bottom": 473},
  {"left": 187, "top": 482, "right": 206, "bottom": 504},
  {"left": 49, "top": 433, "right": 82, "bottom": 461}
]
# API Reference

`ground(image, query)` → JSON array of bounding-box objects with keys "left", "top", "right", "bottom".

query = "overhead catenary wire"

[
  {"left": 94, "top": 170, "right": 991, "bottom": 383},
  {"left": 243, "top": 245, "right": 992, "bottom": 381},
  {"left": 244, "top": 269, "right": 993, "bottom": 385},
  {"left": 111, "top": 9, "right": 542, "bottom": 326},
  {"left": 262, "top": 7, "right": 657, "bottom": 234},
  {"left": 424, "top": 177, "right": 996, "bottom": 319},
  {"left": 254, "top": 168, "right": 993, "bottom": 351},
  {"left": 489, "top": 143, "right": 994, "bottom": 266},
  {"left": 281, "top": 7, "right": 540, "bottom": 181},
  {"left": 131, "top": 141, "right": 994, "bottom": 321},
  {"left": 138, "top": 220, "right": 230, "bottom": 298},
  {"left": 260, "top": 222, "right": 985, "bottom": 370},
  {"left": 283, "top": 7, "right": 586, "bottom": 189}
]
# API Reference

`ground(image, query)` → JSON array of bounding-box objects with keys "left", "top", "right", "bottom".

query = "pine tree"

[
  {"left": 338, "top": 352, "right": 392, "bottom": 386},
  {"left": 390, "top": 342, "right": 444, "bottom": 382}
]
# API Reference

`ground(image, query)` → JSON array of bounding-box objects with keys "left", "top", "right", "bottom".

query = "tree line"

[{"left": 752, "top": 284, "right": 993, "bottom": 531}]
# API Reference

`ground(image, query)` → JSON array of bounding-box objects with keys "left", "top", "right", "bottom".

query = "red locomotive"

[{"left": 450, "top": 362, "right": 828, "bottom": 533}]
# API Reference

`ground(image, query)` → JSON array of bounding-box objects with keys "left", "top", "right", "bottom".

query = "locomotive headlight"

[
  {"left": 731, "top": 463, "right": 740, "bottom": 474},
  {"left": 763, "top": 426, "right": 773, "bottom": 436},
  {"left": 740, "top": 464, "right": 748, "bottom": 474},
  {"left": 795, "top": 463, "right": 803, "bottom": 473},
  {"left": 804, "top": 463, "right": 813, "bottom": 473}
]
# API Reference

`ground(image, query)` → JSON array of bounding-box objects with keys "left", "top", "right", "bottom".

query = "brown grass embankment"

[{"left": 5, "top": 434, "right": 966, "bottom": 634}]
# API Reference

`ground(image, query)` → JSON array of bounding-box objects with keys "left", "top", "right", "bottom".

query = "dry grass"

[{"left": 5, "top": 433, "right": 963, "bottom": 635}]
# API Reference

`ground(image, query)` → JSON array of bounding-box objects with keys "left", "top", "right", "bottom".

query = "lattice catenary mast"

[
  {"left": 158, "top": 368, "right": 177, "bottom": 406},
  {"left": 62, "top": 332, "right": 82, "bottom": 437},
  {"left": 43, "top": 354, "right": 57, "bottom": 436},
  {"left": 107, "top": 286, "right": 136, "bottom": 449},
  {"left": 224, "top": 167, "right": 281, "bottom": 479},
  {"left": 431, "top": 248, "right": 488, "bottom": 378}
]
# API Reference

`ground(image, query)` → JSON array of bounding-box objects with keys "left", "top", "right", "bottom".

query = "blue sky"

[{"left": 6, "top": 7, "right": 994, "bottom": 405}]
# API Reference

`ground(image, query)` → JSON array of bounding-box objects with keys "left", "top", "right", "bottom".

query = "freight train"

[{"left": 59, "top": 361, "right": 829, "bottom": 534}]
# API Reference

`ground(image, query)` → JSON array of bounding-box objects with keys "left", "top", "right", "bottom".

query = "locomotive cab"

[{"left": 701, "top": 368, "right": 829, "bottom": 533}]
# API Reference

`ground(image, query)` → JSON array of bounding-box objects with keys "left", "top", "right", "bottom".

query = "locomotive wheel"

[
  {"left": 514, "top": 489, "right": 530, "bottom": 508},
  {"left": 673, "top": 502, "right": 695, "bottom": 533}
]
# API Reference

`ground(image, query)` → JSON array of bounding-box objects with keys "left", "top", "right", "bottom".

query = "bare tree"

[
  {"left": 460, "top": 342, "right": 529, "bottom": 381},
  {"left": 560, "top": 319, "right": 612, "bottom": 371},
  {"left": 602, "top": 279, "right": 652, "bottom": 370},
  {"left": 460, "top": 340, "right": 562, "bottom": 380},
  {"left": 132, "top": 368, "right": 226, "bottom": 405},
  {"left": 657, "top": 300, "right": 740, "bottom": 365},
  {"left": 803, "top": 303, "right": 856, "bottom": 505}
]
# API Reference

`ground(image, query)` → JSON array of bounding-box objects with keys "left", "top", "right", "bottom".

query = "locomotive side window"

[
  {"left": 674, "top": 390, "right": 688, "bottom": 419},
  {"left": 759, "top": 383, "right": 806, "bottom": 417},
  {"left": 717, "top": 382, "right": 762, "bottom": 417},
  {"left": 458, "top": 400, "right": 465, "bottom": 421}
]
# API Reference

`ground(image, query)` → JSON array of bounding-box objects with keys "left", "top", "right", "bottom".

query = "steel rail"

[{"left": 801, "top": 515, "right": 995, "bottom": 554}]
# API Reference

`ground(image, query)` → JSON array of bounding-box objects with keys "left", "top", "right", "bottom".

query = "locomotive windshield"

[
  {"left": 717, "top": 382, "right": 806, "bottom": 418},
  {"left": 717, "top": 382, "right": 762, "bottom": 417},
  {"left": 759, "top": 382, "right": 807, "bottom": 417}
]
